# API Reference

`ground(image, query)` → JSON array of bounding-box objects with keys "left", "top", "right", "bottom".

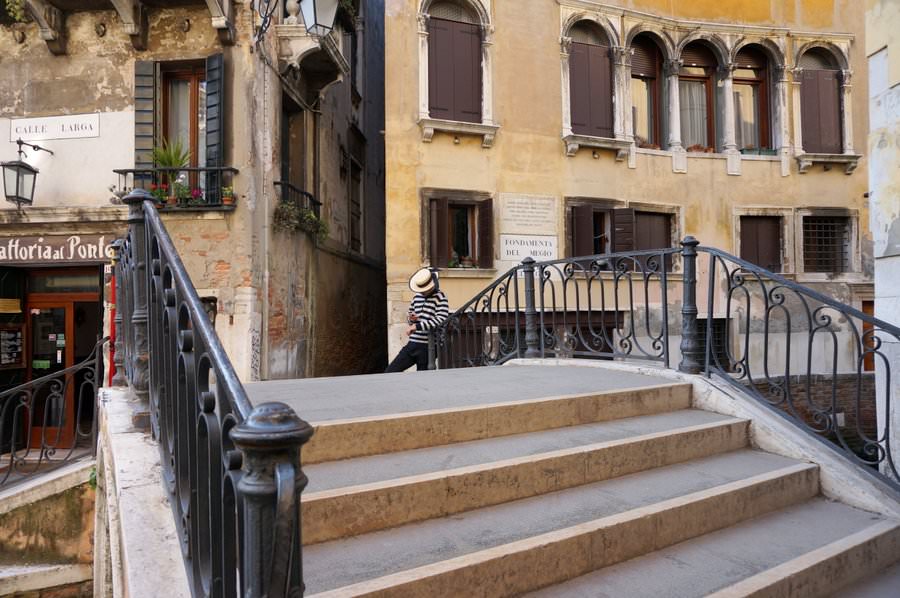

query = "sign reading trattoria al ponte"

[{"left": 0, "top": 235, "right": 116, "bottom": 264}]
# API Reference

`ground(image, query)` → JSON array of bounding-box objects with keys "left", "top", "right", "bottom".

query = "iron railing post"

[
  {"left": 679, "top": 236, "right": 703, "bottom": 374},
  {"left": 427, "top": 332, "right": 437, "bottom": 370},
  {"left": 122, "top": 189, "right": 152, "bottom": 427},
  {"left": 231, "top": 402, "right": 314, "bottom": 598},
  {"left": 522, "top": 257, "right": 541, "bottom": 358},
  {"left": 110, "top": 239, "right": 127, "bottom": 387}
]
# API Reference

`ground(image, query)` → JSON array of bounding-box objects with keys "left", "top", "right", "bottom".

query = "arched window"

[
  {"left": 631, "top": 35, "right": 663, "bottom": 148},
  {"left": 427, "top": 1, "right": 481, "bottom": 123},
  {"left": 733, "top": 46, "right": 771, "bottom": 152},
  {"left": 679, "top": 42, "right": 718, "bottom": 151},
  {"left": 568, "top": 21, "right": 613, "bottom": 138},
  {"left": 799, "top": 48, "right": 842, "bottom": 154}
]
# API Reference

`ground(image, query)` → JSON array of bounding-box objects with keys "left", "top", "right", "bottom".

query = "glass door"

[{"left": 28, "top": 303, "right": 74, "bottom": 448}]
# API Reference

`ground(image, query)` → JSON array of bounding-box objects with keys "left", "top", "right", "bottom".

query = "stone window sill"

[
  {"left": 436, "top": 268, "right": 497, "bottom": 279},
  {"left": 563, "top": 134, "right": 630, "bottom": 160},
  {"left": 419, "top": 118, "right": 499, "bottom": 148},
  {"left": 796, "top": 153, "right": 861, "bottom": 174}
]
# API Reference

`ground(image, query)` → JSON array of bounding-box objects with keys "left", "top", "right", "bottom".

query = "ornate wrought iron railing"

[
  {"left": 0, "top": 337, "right": 106, "bottom": 489},
  {"left": 113, "top": 189, "right": 313, "bottom": 597},
  {"left": 432, "top": 248, "right": 680, "bottom": 369},
  {"left": 432, "top": 237, "right": 900, "bottom": 487}
]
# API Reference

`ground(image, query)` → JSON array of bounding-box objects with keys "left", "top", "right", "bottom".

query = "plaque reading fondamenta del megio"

[{"left": 499, "top": 193, "right": 558, "bottom": 235}]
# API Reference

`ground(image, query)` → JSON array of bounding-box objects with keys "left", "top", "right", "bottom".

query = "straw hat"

[{"left": 409, "top": 267, "right": 437, "bottom": 294}]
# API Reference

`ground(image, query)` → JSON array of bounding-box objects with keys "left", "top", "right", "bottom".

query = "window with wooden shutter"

[
  {"left": 612, "top": 208, "right": 635, "bottom": 253},
  {"left": 733, "top": 45, "right": 770, "bottom": 151},
  {"left": 679, "top": 42, "right": 718, "bottom": 151},
  {"left": 427, "top": 3, "right": 482, "bottom": 124},
  {"left": 571, "top": 204, "right": 598, "bottom": 257},
  {"left": 739, "top": 216, "right": 782, "bottom": 272},
  {"left": 429, "top": 197, "right": 492, "bottom": 269},
  {"left": 476, "top": 198, "right": 493, "bottom": 268},
  {"left": 635, "top": 211, "right": 673, "bottom": 271},
  {"left": 799, "top": 49, "right": 842, "bottom": 154},
  {"left": 430, "top": 198, "right": 450, "bottom": 268},
  {"left": 569, "top": 21, "right": 613, "bottom": 138},
  {"left": 631, "top": 35, "right": 662, "bottom": 148},
  {"left": 205, "top": 53, "right": 225, "bottom": 193}
]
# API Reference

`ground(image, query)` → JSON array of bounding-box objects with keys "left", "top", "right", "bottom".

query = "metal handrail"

[
  {"left": 0, "top": 337, "right": 107, "bottom": 488},
  {"left": 432, "top": 237, "right": 899, "bottom": 488},
  {"left": 273, "top": 180, "right": 322, "bottom": 219},
  {"left": 114, "top": 189, "right": 313, "bottom": 598}
]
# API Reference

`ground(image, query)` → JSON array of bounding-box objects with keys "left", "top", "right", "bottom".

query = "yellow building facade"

[{"left": 385, "top": 0, "right": 871, "bottom": 359}]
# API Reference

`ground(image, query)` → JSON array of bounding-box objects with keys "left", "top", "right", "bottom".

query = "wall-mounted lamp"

[
  {"left": 299, "top": 0, "right": 340, "bottom": 36},
  {"left": 2, "top": 138, "right": 54, "bottom": 209}
]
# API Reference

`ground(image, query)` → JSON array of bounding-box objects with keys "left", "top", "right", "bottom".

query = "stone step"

[
  {"left": 0, "top": 563, "right": 92, "bottom": 595},
  {"left": 302, "top": 450, "right": 817, "bottom": 596},
  {"left": 835, "top": 561, "right": 900, "bottom": 598},
  {"left": 527, "top": 498, "right": 899, "bottom": 598},
  {"left": 302, "top": 409, "right": 748, "bottom": 543},
  {"left": 302, "top": 382, "right": 692, "bottom": 464}
]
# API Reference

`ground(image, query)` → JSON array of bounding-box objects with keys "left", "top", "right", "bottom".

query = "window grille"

[
  {"left": 803, "top": 216, "right": 850, "bottom": 273},
  {"left": 699, "top": 318, "right": 731, "bottom": 371}
]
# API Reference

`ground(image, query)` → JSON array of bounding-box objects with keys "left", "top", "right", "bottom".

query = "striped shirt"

[{"left": 409, "top": 290, "right": 449, "bottom": 344}]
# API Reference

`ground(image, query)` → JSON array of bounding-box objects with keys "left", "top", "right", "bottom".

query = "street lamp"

[
  {"left": 299, "top": 0, "right": 340, "bottom": 36},
  {"left": 2, "top": 139, "right": 54, "bottom": 209}
]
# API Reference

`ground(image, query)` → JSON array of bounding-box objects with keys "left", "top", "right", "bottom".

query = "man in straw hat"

[{"left": 385, "top": 267, "right": 449, "bottom": 372}]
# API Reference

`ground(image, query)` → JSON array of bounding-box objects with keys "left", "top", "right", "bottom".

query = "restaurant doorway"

[{"left": 0, "top": 267, "right": 103, "bottom": 451}]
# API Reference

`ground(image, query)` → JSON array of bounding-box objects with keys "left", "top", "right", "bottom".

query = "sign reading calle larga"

[
  {"left": 9, "top": 113, "right": 100, "bottom": 142},
  {"left": 0, "top": 235, "right": 115, "bottom": 264}
]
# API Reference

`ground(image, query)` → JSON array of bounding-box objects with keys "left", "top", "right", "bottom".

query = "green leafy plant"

[
  {"left": 151, "top": 138, "right": 191, "bottom": 169},
  {"left": 273, "top": 201, "right": 328, "bottom": 242},
  {"left": 88, "top": 466, "right": 98, "bottom": 489},
  {"left": 5, "top": 0, "right": 26, "bottom": 22}
]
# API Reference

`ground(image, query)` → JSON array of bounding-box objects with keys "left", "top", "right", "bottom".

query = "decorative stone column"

[
  {"left": 774, "top": 64, "right": 791, "bottom": 177},
  {"left": 480, "top": 23, "right": 495, "bottom": 126},
  {"left": 613, "top": 46, "right": 637, "bottom": 168},
  {"left": 560, "top": 36, "right": 573, "bottom": 138},
  {"left": 664, "top": 58, "right": 687, "bottom": 173},
  {"left": 417, "top": 13, "right": 430, "bottom": 121},
  {"left": 719, "top": 62, "right": 741, "bottom": 175},
  {"left": 840, "top": 69, "right": 854, "bottom": 155}
]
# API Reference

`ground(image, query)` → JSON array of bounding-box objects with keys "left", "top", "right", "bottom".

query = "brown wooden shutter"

[
  {"left": 430, "top": 198, "right": 449, "bottom": 267},
  {"left": 572, "top": 204, "right": 595, "bottom": 257},
  {"left": 134, "top": 60, "right": 156, "bottom": 175},
  {"left": 635, "top": 212, "right": 671, "bottom": 250},
  {"left": 800, "top": 70, "right": 822, "bottom": 153},
  {"left": 477, "top": 198, "right": 493, "bottom": 268},
  {"left": 428, "top": 18, "right": 455, "bottom": 120},
  {"left": 681, "top": 44, "right": 716, "bottom": 68},
  {"left": 588, "top": 45, "right": 613, "bottom": 138},
  {"left": 740, "top": 216, "right": 781, "bottom": 271},
  {"left": 612, "top": 208, "right": 635, "bottom": 252},
  {"left": 631, "top": 38, "right": 658, "bottom": 78},
  {"left": 454, "top": 21, "right": 482, "bottom": 123},
  {"left": 569, "top": 43, "right": 591, "bottom": 135},
  {"left": 818, "top": 70, "right": 842, "bottom": 154}
]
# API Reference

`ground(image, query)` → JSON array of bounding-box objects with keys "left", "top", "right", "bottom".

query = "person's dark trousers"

[{"left": 385, "top": 342, "right": 430, "bottom": 372}]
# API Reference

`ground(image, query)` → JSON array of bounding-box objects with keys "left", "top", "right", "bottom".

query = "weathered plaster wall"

[
  {"left": 385, "top": 0, "right": 871, "bottom": 359},
  {"left": 866, "top": 0, "right": 900, "bottom": 479}
]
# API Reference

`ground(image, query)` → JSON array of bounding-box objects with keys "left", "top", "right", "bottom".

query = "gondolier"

[{"left": 385, "top": 267, "right": 449, "bottom": 372}]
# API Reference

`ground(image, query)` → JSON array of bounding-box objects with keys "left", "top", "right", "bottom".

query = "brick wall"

[{"left": 750, "top": 373, "right": 878, "bottom": 456}]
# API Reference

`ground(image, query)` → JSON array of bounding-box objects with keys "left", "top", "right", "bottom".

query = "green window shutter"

[
  {"left": 134, "top": 60, "right": 157, "bottom": 182},
  {"left": 205, "top": 53, "right": 225, "bottom": 198}
]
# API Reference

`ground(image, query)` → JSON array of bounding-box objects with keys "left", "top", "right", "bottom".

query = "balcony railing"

[
  {"left": 114, "top": 167, "right": 239, "bottom": 209},
  {"left": 273, "top": 180, "right": 321, "bottom": 218},
  {"left": 0, "top": 337, "right": 107, "bottom": 489},
  {"left": 113, "top": 189, "right": 312, "bottom": 597},
  {"left": 432, "top": 238, "right": 900, "bottom": 489}
]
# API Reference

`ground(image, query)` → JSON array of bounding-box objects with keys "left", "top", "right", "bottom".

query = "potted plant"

[
  {"left": 273, "top": 201, "right": 329, "bottom": 242},
  {"left": 151, "top": 138, "right": 190, "bottom": 205},
  {"left": 221, "top": 186, "right": 235, "bottom": 206}
]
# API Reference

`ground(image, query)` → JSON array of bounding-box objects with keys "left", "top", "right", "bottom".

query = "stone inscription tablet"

[{"left": 499, "top": 194, "right": 557, "bottom": 235}]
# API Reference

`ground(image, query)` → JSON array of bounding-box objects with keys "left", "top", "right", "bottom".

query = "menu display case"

[{"left": 0, "top": 324, "right": 25, "bottom": 370}]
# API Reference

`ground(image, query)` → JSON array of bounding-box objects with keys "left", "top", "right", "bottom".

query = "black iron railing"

[
  {"left": 114, "top": 167, "right": 239, "bottom": 208},
  {"left": 273, "top": 180, "right": 322, "bottom": 218},
  {"left": 432, "top": 237, "right": 900, "bottom": 487},
  {"left": 0, "top": 337, "right": 106, "bottom": 489},
  {"left": 114, "top": 189, "right": 313, "bottom": 597}
]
